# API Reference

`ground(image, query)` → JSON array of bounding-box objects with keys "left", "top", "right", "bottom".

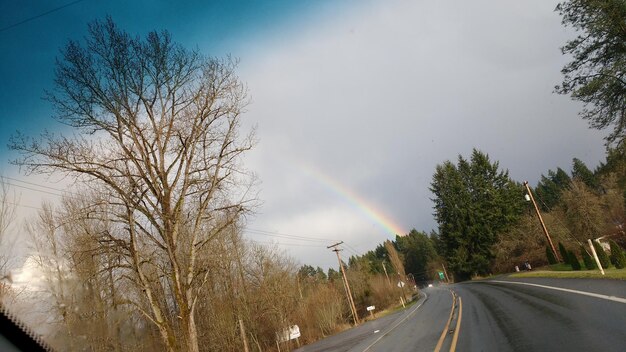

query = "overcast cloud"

[
  {"left": 1, "top": 0, "right": 608, "bottom": 270},
  {"left": 234, "top": 0, "right": 606, "bottom": 268}
]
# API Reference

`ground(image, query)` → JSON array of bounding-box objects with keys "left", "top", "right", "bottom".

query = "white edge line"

[
  {"left": 361, "top": 291, "right": 428, "bottom": 352},
  {"left": 489, "top": 280, "right": 626, "bottom": 304}
]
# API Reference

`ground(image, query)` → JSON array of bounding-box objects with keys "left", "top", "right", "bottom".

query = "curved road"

[{"left": 295, "top": 277, "right": 626, "bottom": 352}]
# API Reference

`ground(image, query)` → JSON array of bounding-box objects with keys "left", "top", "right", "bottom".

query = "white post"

[{"left": 588, "top": 239, "right": 605, "bottom": 275}]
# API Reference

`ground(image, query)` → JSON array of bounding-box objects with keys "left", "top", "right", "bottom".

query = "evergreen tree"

[
  {"left": 558, "top": 242, "right": 569, "bottom": 264},
  {"left": 396, "top": 229, "right": 437, "bottom": 285},
  {"left": 593, "top": 241, "right": 611, "bottom": 269},
  {"left": 315, "top": 267, "right": 328, "bottom": 281},
  {"left": 595, "top": 143, "right": 626, "bottom": 188},
  {"left": 534, "top": 168, "right": 571, "bottom": 211},
  {"left": 568, "top": 250, "right": 582, "bottom": 270},
  {"left": 430, "top": 149, "right": 524, "bottom": 281},
  {"left": 553, "top": 168, "right": 572, "bottom": 190},
  {"left": 572, "top": 158, "right": 599, "bottom": 190},
  {"left": 609, "top": 240, "right": 626, "bottom": 269},
  {"left": 580, "top": 246, "right": 596, "bottom": 270},
  {"left": 327, "top": 268, "right": 342, "bottom": 282},
  {"left": 556, "top": 0, "right": 626, "bottom": 144},
  {"left": 535, "top": 175, "right": 560, "bottom": 211},
  {"left": 546, "top": 246, "right": 558, "bottom": 265}
]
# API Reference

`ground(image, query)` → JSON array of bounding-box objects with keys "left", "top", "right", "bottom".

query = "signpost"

[
  {"left": 367, "top": 305, "right": 376, "bottom": 319},
  {"left": 276, "top": 325, "right": 301, "bottom": 352},
  {"left": 438, "top": 271, "right": 445, "bottom": 280}
]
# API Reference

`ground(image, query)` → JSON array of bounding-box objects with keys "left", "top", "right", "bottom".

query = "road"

[{"left": 295, "top": 277, "right": 626, "bottom": 352}]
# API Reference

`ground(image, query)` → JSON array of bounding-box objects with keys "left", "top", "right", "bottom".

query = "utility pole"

[
  {"left": 382, "top": 261, "right": 391, "bottom": 286},
  {"left": 588, "top": 239, "right": 605, "bottom": 275},
  {"left": 523, "top": 181, "right": 560, "bottom": 262},
  {"left": 230, "top": 228, "right": 251, "bottom": 352},
  {"left": 328, "top": 242, "right": 359, "bottom": 325},
  {"left": 238, "top": 319, "right": 250, "bottom": 352}
]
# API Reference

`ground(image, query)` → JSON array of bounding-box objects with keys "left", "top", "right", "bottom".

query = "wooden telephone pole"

[
  {"left": 382, "top": 261, "right": 391, "bottom": 286},
  {"left": 523, "top": 181, "right": 560, "bottom": 262},
  {"left": 328, "top": 242, "right": 359, "bottom": 325}
]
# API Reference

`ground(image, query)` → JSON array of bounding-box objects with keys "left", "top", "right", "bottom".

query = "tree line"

[{"left": 1, "top": 0, "right": 625, "bottom": 350}]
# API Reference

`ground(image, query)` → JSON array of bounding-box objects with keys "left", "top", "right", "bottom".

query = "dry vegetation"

[{"left": 493, "top": 172, "right": 626, "bottom": 274}]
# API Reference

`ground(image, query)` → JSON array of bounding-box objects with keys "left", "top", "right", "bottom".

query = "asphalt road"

[{"left": 295, "top": 277, "right": 626, "bottom": 352}]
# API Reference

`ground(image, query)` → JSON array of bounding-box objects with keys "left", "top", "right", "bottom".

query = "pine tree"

[
  {"left": 568, "top": 250, "right": 582, "bottom": 270},
  {"left": 430, "top": 149, "right": 524, "bottom": 281},
  {"left": 609, "top": 240, "right": 626, "bottom": 269},
  {"left": 580, "top": 246, "right": 596, "bottom": 270},
  {"left": 546, "top": 246, "right": 557, "bottom": 265},
  {"left": 556, "top": 0, "right": 626, "bottom": 144},
  {"left": 558, "top": 242, "right": 569, "bottom": 265},
  {"left": 593, "top": 241, "right": 611, "bottom": 269},
  {"left": 572, "top": 158, "right": 599, "bottom": 190}
]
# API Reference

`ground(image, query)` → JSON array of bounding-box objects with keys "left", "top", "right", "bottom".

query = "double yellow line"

[{"left": 434, "top": 290, "right": 463, "bottom": 352}]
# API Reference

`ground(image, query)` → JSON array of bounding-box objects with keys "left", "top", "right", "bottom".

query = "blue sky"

[
  {"left": 0, "top": 0, "right": 351, "bottom": 158},
  {"left": 0, "top": 1, "right": 609, "bottom": 269}
]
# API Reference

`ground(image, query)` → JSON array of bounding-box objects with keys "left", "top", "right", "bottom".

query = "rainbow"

[{"left": 298, "top": 162, "right": 406, "bottom": 237}]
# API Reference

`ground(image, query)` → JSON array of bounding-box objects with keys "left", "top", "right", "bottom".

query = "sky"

[{"left": 0, "top": 0, "right": 608, "bottom": 271}]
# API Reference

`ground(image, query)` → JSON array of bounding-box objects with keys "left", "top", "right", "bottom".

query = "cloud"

[
  {"left": 1, "top": 0, "right": 608, "bottom": 271},
  {"left": 9, "top": 255, "right": 48, "bottom": 292},
  {"left": 233, "top": 0, "right": 606, "bottom": 267}
]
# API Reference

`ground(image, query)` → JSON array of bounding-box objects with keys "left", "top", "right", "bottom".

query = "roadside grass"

[
  {"left": 542, "top": 263, "right": 572, "bottom": 271},
  {"left": 366, "top": 293, "right": 420, "bottom": 321},
  {"left": 511, "top": 267, "right": 626, "bottom": 280}
]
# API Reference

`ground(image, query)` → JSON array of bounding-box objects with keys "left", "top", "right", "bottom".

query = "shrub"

[
  {"left": 609, "top": 240, "right": 626, "bottom": 269},
  {"left": 558, "top": 242, "right": 568, "bottom": 263},
  {"left": 580, "top": 246, "right": 596, "bottom": 270},
  {"left": 546, "top": 246, "right": 557, "bottom": 265},
  {"left": 592, "top": 241, "right": 611, "bottom": 269},
  {"left": 568, "top": 250, "right": 582, "bottom": 270}
]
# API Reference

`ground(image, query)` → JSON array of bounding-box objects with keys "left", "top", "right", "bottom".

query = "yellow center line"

[
  {"left": 434, "top": 290, "right": 456, "bottom": 352},
  {"left": 449, "top": 297, "right": 462, "bottom": 352}
]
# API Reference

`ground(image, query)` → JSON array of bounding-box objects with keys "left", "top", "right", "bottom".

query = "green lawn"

[{"left": 511, "top": 267, "right": 626, "bottom": 280}]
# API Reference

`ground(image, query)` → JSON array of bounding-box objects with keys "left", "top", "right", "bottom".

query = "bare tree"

[
  {"left": 11, "top": 17, "right": 256, "bottom": 352},
  {"left": 0, "top": 177, "right": 18, "bottom": 298},
  {"left": 25, "top": 197, "right": 153, "bottom": 351}
]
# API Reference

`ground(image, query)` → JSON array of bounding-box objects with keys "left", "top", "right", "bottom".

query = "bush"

[
  {"left": 568, "top": 250, "right": 581, "bottom": 270},
  {"left": 558, "top": 242, "right": 568, "bottom": 263},
  {"left": 580, "top": 246, "right": 596, "bottom": 270},
  {"left": 546, "top": 246, "right": 558, "bottom": 265},
  {"left": 609, "top": 240, "right": 626, "bottom": 269},
  {"left": 592, "top": 241, "right": 611, "bottom": 269}
]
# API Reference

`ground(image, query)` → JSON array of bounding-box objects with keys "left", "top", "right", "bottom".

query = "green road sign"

[{"left": 438, "top": 271, "right": 445, "bottom": 280}]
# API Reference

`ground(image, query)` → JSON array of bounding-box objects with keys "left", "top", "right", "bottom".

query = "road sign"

[
  {"left": 438, "top": 271, "right": 445, "bottom": 280},
  {"left": 367, "top": 306, "right": 375, "bottom": 311},
  {"left": 397, "top": 281, "right": 405, "bottom": 288},
  {"left": 277, "top": 325, "right": 301, "bottom": 342}
]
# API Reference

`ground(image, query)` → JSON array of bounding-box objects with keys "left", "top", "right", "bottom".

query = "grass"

[
  {"left": 510, "top": 266, "right": 626, "bottom": 280},
  {"left": 366, "top": 294, "right": 420, "bottom": 320}
]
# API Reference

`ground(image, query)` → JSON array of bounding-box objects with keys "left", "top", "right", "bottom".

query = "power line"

[
  {"left": 1, "top": 176, "right": 74, "bottom": 194},
  {"left": 0, "top": 0, "right": 87, "bottom": 33},
  {"left": 5, "top": 201, "right": 42, "bottom": 211},
  {"left": 342, "top": 243, "right": 361, "bottom": 257},
  {"left": 244, "top": 229, "right": 367, "bottom": 255},
  {"left": 1, "top": 179, "right": 370, "bottom": 253},
  {"left": 3, "top": 180, "right": 70, "bottom": 198},
  {"left": 245, "top": 228, "right": 340, "bottom": 243},
  {"left": 532, "top": 190, "right": 585, "bottom": 246},
  {"left": 247, "top": 239, "right": 327, "bottom": 248}
]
